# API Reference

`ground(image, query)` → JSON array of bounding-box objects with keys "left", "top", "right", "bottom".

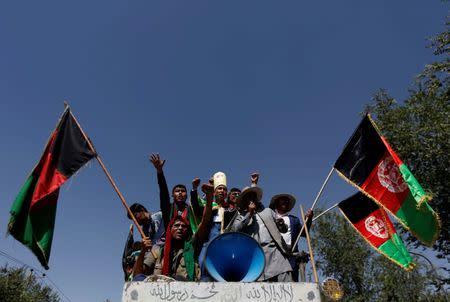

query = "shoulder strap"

[{"left": 257, "top": 209, "right": 290, "bottom": 255}]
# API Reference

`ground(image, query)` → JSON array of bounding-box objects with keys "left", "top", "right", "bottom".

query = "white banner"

[{"left": 122, "top": 281, "right": 321, "bottom": 302}]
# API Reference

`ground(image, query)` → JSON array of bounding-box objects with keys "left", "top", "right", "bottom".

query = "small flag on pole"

[
  {"left": 334, "top": 114, "right": 440, "bottom": 246},
  {"left": 338, "top": 192, "right": 414, "bottom": 270},
  {"left": 8, "top": 107, "right": 96, "bottom": 269}
]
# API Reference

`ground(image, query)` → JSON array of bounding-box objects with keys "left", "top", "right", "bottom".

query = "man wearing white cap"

[
  {"left": 269, "top": 194, "right": 313, "bottom": 282},
  {"left": 230, "top": 187, "right": 294, "bottom": 282},
  {"left": 196, "top": 171, "right": 235, "bottom": 280},
  {"left": 190, "top": 171, "right": 232, "bottom": 233}
]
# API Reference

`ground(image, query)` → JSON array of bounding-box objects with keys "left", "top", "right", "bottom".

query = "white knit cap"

[{"left": 213, "top": 171, "right": 227, "bottom": 190}]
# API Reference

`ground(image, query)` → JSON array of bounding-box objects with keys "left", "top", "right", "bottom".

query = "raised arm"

[
  {"left": 149, "top": 153, "right": 171, "bottom": 228},
  {"left": 195, "top": 183, "right": 214, "bottom": 244},
  {"left": 190, "top": 177, "right": 203, "bottom": 218},
  {"left": 250, "top": 172, "right": 259, "bottom": 187},
  {"left": 230, "top": 201, "right": 256, "bottom": 232}
]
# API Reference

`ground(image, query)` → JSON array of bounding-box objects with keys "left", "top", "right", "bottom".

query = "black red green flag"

[
  {"left": 338, "top": 192, "right": 414, "bottom": 270},
  {"left": 334, "top": 114, "right": 440, "bottom": 246},
  {"left": 8, "top": 108, "right": 96, "bottom": 269},
  {"left": 122, "top": 224, "right": 135, "bottom": 281}
]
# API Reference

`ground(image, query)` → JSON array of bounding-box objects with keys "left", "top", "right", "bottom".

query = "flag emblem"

[
  {"left": 377, "top": 156, "right": 408, "bottom": 193},
  {"left": 334, "top": 114, "right": 440, "bottom": 246},
  {"left": 338, "top": 192, "right": 414, "bottom": 269},
  {"left": 364, "top": 216, "right": 388, "bottom": 239}
]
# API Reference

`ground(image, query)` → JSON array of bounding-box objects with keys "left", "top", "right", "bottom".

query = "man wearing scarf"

[
  {"left": 269, "top": 194, "right": 313, "bottom": 282},
  {"left": 132, "top": 183, "right": 214, "bottom": 281},
  {"left": 149, "top": 153, "right": 202, "bottom": 234}
]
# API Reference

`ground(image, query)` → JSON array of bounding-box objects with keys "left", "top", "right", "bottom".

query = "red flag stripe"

[{"left": 361, "top": 152, "right": 410, "bottom": 214}]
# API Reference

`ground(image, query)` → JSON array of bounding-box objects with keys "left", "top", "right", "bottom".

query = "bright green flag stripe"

[
  {"left": 379, "top": 233, "right": 414, "bottom": 269},
  {"left": 396, "top": 164, "right": 439, "bottom": 245},
  {"left": 399, "top": 164, "right": 427, "bottom": 203},
  {"left": 188, "top": 207, "right": 198, "bottom": 233},
  {"left": 395, "top": 193, "right": 438, "bottom": 245},
  {"left": 8, "top": 174, "right": 48, "bottom": 264},
  {"left": 9, "top": 175, "right": 37, "bottom": 241},
  {"left": 198, "top": 197, "right": 219, "bottom": 208},
  {"left": 30, "top": 197, "right": 57, "bottom": 264},
  {"left": 8, "top": 174, "right": 56, "bottom": 269}
]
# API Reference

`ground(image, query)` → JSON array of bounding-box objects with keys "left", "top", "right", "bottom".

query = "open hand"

[{"left": 149, "top": 153, "right": 165, "bottom": 173}]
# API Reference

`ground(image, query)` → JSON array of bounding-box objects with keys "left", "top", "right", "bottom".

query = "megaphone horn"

[{"left": 204, "top": 232, "right": 265, "bottom": 282}]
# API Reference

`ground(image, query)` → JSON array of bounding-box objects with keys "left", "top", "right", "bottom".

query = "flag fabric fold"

[
  {"left": 334, "top": 114, "right": 440, "bottom": 246},
  {"left": 122, "top": 224, "right": 135, "bottom": 281},
  {"left": 8, "top": 108, "right": 96, "bottom": 269},
  {"left": 338, "top": 192, "right": 415, "bottom": 270}
]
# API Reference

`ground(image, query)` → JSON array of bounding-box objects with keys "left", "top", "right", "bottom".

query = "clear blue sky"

[{"left": 0, "top": 1, "right": 447, "bottom": 301}]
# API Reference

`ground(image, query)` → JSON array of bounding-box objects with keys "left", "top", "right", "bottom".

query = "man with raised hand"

[
  {"left": 132, "top": 183, "right": 214, "bottom": 281},
  {"left": 149, "top": 153, "right": 198, "bottom": 234}
]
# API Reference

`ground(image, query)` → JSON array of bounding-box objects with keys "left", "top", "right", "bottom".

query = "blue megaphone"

[{"left": 204, "top": 232, "right": 265, "bottom": 282}]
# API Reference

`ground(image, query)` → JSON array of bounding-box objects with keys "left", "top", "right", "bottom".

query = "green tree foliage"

[
  {"left": 371, "top": 255, "right": 430, "bottom": 302},
  {"left": 0, "top": 265, "right": 60, "bottom": 302},
  {"left": 311, "top": 212, "right": 448, "bottom": 302},
  {"left": 312, "top": 212, "right": 375, "bottom": 302},
  {"left": 364, "top": 20, "right": 449, "bottom": 270},
  {"left": 312, "top": 18, "right": 449, "bottom": 301}
]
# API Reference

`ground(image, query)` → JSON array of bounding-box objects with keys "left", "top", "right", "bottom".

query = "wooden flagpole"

[
  {"left": 300, "top": 205, "right": 319, "bottom": 283},
  {"left": 291, "top": 167, "right": 334, "bottom": 251},
  {"left": 68, "top": 109, "right": 147, "bottom": 240}
]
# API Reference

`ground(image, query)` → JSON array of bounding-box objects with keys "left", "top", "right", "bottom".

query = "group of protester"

[{"left": 123, "top": 153, "right": 313, "bottom": 283}]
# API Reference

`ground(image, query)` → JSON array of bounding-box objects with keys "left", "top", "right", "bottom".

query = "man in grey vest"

[{"left": 229, "top": 186, "right": 293, "bottom": 282}]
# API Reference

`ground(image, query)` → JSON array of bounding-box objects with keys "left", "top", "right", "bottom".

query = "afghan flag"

[
  {"left": 334, "top": 114, "right": 440, "bottom": 246},
  {"left": 8, "top": 108, "right": 96, "bottom": 269},
  {"left": 338, "top": 192, "right": 414, "bottom": 270},
  {"left": 122, "top": 224, "right": 134, "bottom": 281}
]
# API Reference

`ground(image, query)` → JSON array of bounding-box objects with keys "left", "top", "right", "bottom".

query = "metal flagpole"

[
  {"left": 291, "top": 167, "right": 334, "bottom": 251},
  {"left": 311, "top": 167, "right": 334, "bottom": 209},
  {"left": 312, "top": 203, "right": 339, "bottom": 222}
]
